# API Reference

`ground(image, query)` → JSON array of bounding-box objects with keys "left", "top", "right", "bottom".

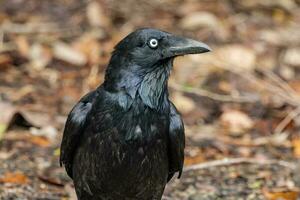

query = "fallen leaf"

[
  {"left": 0, "top": 54, "right": 12, "bottom": 70},
  {"left": 0, "top": 172, "right": 29, "bottom": 184},
  {"left": 171, "top": 92, "right": 196, "bottom": 114},
  {"left": 15, "top": 36, "right": 30, "bottom": 57},
  {"left": 239, "top": 0, "right": 296, "bottom": 11},
  {"left": 26, "top": 136, "right": 51, "bottom": 147},
  {"left": 220, "top": 109, "right": 254, "bottom": 134},
  {"left": 53, "top": 148, "right": 60, "bottom": 157},
  {"left": 284, "top": 47, "right": 300, "bottom": 67},
  {"left": 86, "top": 1, "right": 110, "bottom": 28},
  {"left": 30, "top": 126, "right": 58, "bottom": 141},
  {"left": 184, "top": 154, "right": 205, "bottom": 166},
  {"left": 216, "top": 45, "right": 256, "bottom": 71},
  {"left": 6, "top": 110, "right": 52, "bottom": 131},
  {"left": 184, "top": 147, "right": 204, "bottom": 166},
  {"left": 263, "top": 189, "right": 298, "bottom": 200},
  {"left": 28, "top": 43, "right": 52, "bottom": 70},
  {"left": 73, "top": 34, "right": 101, "bottom": 65},
  {"left": 0, "top": 124, "right": 6, "bottom": 140},
  {"left": 0, "top": 102, "right": 17, "bottom": 134},
  {"left": 292, "top": 138, "right": 300, "bottom": 158},
  {"left": 38, "top": 173, "right": 64, "bottom": 187},
  {"left": 180, "top": 11, "right": 219, "bottom": 30},
  {"left": 53, "top": 42, "right": 87, "bottom": 66},
  {"left": 279, "top": 65, "right": 295, "bottom": 80}
]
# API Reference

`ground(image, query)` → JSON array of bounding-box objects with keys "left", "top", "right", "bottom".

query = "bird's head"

[
  {"left": 104, "top": 28, "right": 211, "bottom": 110},
  {"left": 111, "top": 28, "right": 211, "bottom": 67}
]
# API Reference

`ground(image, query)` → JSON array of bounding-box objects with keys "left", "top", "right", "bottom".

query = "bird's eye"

[{"left": 148, "top": 38, "right": 158, "bottom": 49}]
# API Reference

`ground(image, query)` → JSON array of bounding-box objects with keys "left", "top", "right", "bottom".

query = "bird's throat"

[
  {"left": 138, "top": 62, "right": 171, "bottom": 110},
  {"left": 104, "top": 58, "right": 172, "bottom": 111}
]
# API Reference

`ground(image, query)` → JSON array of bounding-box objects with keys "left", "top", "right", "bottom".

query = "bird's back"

[{"left": 72, "top": 87, "right": 170, "bottom": 199}]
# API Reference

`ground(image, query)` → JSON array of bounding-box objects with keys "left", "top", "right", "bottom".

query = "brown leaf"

[
  {"left": 184, "top": 154, "right": 205, "bottom": 166},
  {"left": 263, "top": 189, "right": 298, "bottom": 200},
  {"left": 184, "top": 147, "right": 204, "bottom": 166},
  {"left": 53, "top": 42, "right": 87, "bottom": 66},
  {"left": 289, "top": 80, "right": 300, "bottom": 95},
  {"left": 180, "top": 11, "right": 219, "bottom": 30},
  {"left": 220, "top": 109, "right": 254, "bottom": 134},
  {"left": 0, "top": 54, "right": 12, "bottom": 70},
  {"left": 73, "top": 35, "right": 101, "bottom": 65},
  {"left": 28, "top": 43, "right": 52, "bottom": 70},
  {"left": 0, "top": 172, "right": 29, "bottom": 184},
  {"left": 86, "top": 1, "right": 110, "bottom": 28},
  {"left": 26, "top": 136, "right": 51, "bottom": 147},
  {"left": 15, "top": 36, "right": 30, "bottom": 57},
  {"left": 216, "top": 45, "right": 256, "bottom": 71},
  {"left": 0, "top": 102, "right": 17, "bottom": 137},
  {"left": 171, "top": 92, "right": 196, "bottom": 114},
  {"left": 284, "top": 47, "right": 300, "bottom": 67},
  {"left": 292, "top": 138, "right": 300, "bottom": 158},
  {"left": 6, "top": 110, "right": 52, "bottom": 130}
]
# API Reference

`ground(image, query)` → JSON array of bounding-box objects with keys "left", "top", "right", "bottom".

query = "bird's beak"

[{"left": 167, "top": 35, "right": 211, "bottom": 57}]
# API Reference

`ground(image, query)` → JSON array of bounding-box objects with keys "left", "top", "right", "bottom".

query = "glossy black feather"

[
  {"left": 60, "top": 28, "right": 210, "bottom": 200},
  {"left": 167, "top": 102, "right": 185, "bottom": 181},
  {"left": 60, "top": 90, "right": 98, "bottom": 178}
]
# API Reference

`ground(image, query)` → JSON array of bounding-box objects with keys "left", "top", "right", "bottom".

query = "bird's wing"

[
  {"left": 167, "top": 102, "right": 185, "bottom": 181},
  {"left": 60, "top": 90, "right": 98, "bottom": 178}
]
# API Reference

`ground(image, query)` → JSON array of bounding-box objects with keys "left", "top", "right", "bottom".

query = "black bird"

[{"left": 60, "top": 28, "right": 211, "bottom": 200}]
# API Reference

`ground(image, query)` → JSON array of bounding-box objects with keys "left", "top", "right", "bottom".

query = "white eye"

[{"left": 149, "top": 38, "right": 158, "bottom": 48}]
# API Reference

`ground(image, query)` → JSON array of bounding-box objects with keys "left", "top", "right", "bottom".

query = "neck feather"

[{"left": 104, "top": 58, "right": 173, "bottom": 110}]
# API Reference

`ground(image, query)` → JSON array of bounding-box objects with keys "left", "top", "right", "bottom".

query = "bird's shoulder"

[
  {"left": 167, "top": 101, "right": 185, "bottom": 181},
  {"left": 60, "top": 89, "right": 99, "bottom": 178}
]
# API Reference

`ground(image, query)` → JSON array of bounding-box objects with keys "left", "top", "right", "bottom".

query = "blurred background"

[{"left": 0, "top": 0, "right": 300, "bottom": 199}]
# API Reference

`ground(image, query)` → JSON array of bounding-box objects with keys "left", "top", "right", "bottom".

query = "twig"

[
  {"left": 0, "top": 30, "right": 3, "bottom": 51},
  {"left": 184, "top": 157, "right": 296, "bottom": 172},
  {"left": 169, "top": 82, "right": 259, "bottom": 103},
  {"left": 260, "top": 69, "right": 300, "bottom": 101},
  {"left": 162, "top": 195, "right": 173, "bottom": 200},
  {"left": 211, "top": 60, "right": 300, "bottom": 107},
  {"left": 274, "top": 107, "right": 300, "bottom": 134},
  {"left": 0, "top": 22, "right": 81, "bottom": 35},
  {"left": 220, "top": 134, "right": 291, "bottom": 147}
]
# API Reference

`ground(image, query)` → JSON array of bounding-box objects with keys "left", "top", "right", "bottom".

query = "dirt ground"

[{"left": 0, "top": 0, "right": 300, "bottom": 199}]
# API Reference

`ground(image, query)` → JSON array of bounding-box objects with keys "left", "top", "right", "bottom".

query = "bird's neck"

[
  {"left": 138, "top": 65, "right": 170, "bottom": 110},
  {"left": 104, "top": 60, "right": 172, "bottom": 111}
]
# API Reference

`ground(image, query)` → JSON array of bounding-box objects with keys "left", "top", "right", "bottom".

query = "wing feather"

[
  {"left": 167, "top": 102, "right": 185, "bottom": 181},
  {"left": 60, "top": 91, "right": 98, "bottom": 178}
]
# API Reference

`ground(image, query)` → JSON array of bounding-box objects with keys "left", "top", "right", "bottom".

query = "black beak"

[{"left": 167, "top": 35, "right": 211, "bottom": 57}]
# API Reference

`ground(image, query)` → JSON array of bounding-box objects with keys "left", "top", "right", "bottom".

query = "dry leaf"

[
  {"left": 26, "top": 136, "right": 51, "bottom": 147},
  {"left": 0, "top": 54, "right": 12, "bottom": 70},
  {"left": 292, "top": 138, "right": 300, "bottom": 158},
  {"left": 28, "top": 43, "right": 52, "bottom": 70},
  {"left": 180, "top": 12, "right": 218, "bottom": 30},
  {"left": 30, "top": 126, "right": 58, "bottom": 141},
  {"left": 86, "top": 1, "right": 110, "bottom": 28},
  {"left": 184, "top": 154, "right": 204, "bottom": 166},
  {"left": 0, "top": 102, "right": 17, "bottom": 135},
  {"left": 15, "top": 36, "right": 30, "bottom": 57},
  {"left": 73, "top": 35, "right": 101, "bottom": 65},
  {"left": 8, "top": 110, "right": 52, "bottom": 130},
  {"left": 53, "top": 42, "right": 87, "bottom": 66},
  {"left": 171, "top": 92, "right": 196, "bottom": 114},
  {"left": 216, "top": 45, "right": 256, "bottom": 71},
  {"left": 220, "top": 109, "right": 254, "bottom": 134},
  {"left": 0, "top": 172, "right": 29, "bottom": 184},
  {"left": 184, "top": 147, "right": 204, "bottom": 166},
  {"left": 263, "top": 189, "right": 298, "bottom": 200},
  {"left": 284, "top": 47, "right": 300, "bottom": 67}
]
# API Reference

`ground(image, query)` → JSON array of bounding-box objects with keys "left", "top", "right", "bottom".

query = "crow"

[{"left": 60, "top": 28, "right": 211, "bottom": 200}]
